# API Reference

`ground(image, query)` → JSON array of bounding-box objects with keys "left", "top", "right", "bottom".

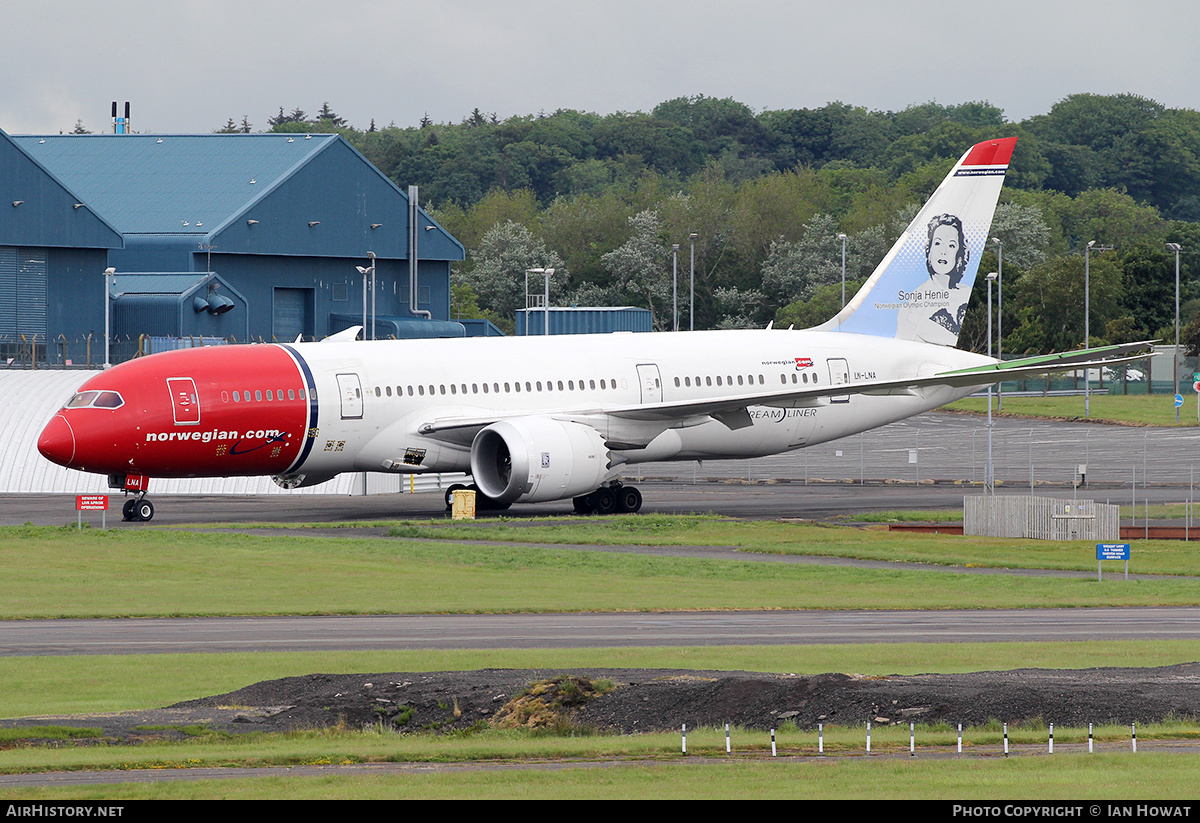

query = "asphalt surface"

[
  {"left": 4, "top": 408, "right": 1200, "bottom": 656},
  {"left": 5, "top": 608, "right": 1200, "bottom": 656},
  {"left": 2, "top": 481, "right": 1192, "bottom": 527},
  {"left": 2, "top": 479, "right": 1199, "bottom": 655}
]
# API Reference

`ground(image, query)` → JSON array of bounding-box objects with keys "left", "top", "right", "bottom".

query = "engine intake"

[{"left": 470, "top": 418, "right": 610, "bottom": 504}]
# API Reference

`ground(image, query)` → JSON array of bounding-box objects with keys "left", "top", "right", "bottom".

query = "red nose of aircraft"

[{"left": 37, "top": 413, "right": 76, "bottom": 468}]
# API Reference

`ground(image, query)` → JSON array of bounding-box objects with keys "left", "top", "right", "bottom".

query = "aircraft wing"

[
  {"left": 417, "top": 342, "right": 1155, "bottom": 438},
  {"left": 604, "top": 342, "right": 1156, "bottom": 426}
]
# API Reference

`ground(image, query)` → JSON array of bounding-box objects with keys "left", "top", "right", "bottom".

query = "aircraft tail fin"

[{"left": 814, "top": 137, "right": 1017, "bottom": 346}]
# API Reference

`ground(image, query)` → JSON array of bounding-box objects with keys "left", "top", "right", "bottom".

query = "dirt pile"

[
  {"left": 5, "top": 664, "right": 1198, "bottom": 743},
  {"left": 173, "top": 664, "right": 1200, "bottom": 736}
]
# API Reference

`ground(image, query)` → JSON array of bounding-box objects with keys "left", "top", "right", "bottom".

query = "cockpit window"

[
  {"left": 66, "top": 391, "right": 98, "bottom": 408},
  {"left": 93, "top": 391, "right": 124, "bottom": 408},
  {"left": 65, "top": 390, "right": 124, "bottom": 409}
]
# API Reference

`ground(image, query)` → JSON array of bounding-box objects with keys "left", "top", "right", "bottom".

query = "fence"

[
  {"left": 963, "top": 495, "right": 1120, "bottom": 541},
  {"left": 1, "top": 334, "right": 308, "bottom": 369}
]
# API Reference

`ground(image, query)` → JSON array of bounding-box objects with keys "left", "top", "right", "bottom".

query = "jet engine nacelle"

[{"left": 470, "top": 417, "right": 611, "bottom": 504}]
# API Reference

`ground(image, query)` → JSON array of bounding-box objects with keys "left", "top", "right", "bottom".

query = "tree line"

[{"left": 220, "top": 94, "right": 1200, "bottom": 354}]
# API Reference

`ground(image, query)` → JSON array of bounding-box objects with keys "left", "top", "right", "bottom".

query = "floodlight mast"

[
  {"left": 103, "top": 267, "right": 115, "bottom": 368},
  {"left": 524, "top": 268, "right": 555, "bottom": 336},
  {"left": 1168, "top": 242, "right": 1182, "bottom": 422}
]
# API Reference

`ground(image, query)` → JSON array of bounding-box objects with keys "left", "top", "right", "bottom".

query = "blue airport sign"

[
  {"left": 1175, "top": 393, "right": 1185, "bottom": 408},
  {"left": 1097, "top": 543, "right": 1131, "bottom": 560}
]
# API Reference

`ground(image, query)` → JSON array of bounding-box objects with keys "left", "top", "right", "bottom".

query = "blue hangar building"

[{"left": 0, "top": 128, "right": 465, "bottom": 365}]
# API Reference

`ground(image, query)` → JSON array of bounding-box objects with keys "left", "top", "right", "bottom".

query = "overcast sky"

[{"left": 4, "top": 0, "right": 1199, "bottom": 135}]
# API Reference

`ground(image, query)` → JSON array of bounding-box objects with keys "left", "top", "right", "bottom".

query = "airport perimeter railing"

[
  {"left": 0, "top": 333, "right": 320, "bottom": 369},
  {"left": 637, "top": 412, "right": 1200, "bottom": 492}
]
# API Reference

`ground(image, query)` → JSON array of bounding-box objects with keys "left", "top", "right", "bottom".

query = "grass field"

[
  {"left": 3, "top": 518, "right": 1200, "bottom": 619},
  {"left": 3, "top": 515, "right": 1200, "bottom": 799},
  {"left": 946, "top": 392, "right": 1200, "bottom": 426},
  {"left": 4, "top": 643, "right": 1200, "bottom": 800}
]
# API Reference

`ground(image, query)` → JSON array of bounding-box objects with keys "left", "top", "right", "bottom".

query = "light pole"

[
  {"left": 355, "top": 251, "right": 376, "bottom": 340},
  {"left": 689, "top": 232, "right": 697, "bottom": 331},
  {"left": 1085, "top": 241, "right": 1095, "bottom": 418},
  {"left": 671, "top": 244, "right": 680, "bottom": 332},
  {"left": 1168, "top": 242, "right": 1182, "bottom": 422},
  {"left": 103, "top": 267, "right": 115, "bottom": 368},
  {"left": 1084, "top": 241, "right": 1112, "bottom": 418},
  {"left": 986, "top": 271, "right": 997, "bottom": 493},
  {"left": 838, "top": 233, "right": 848, "bottom": 309},
  {"left": 991, "top": 237, "right": 1003, "bottom": 409},
  {"left": 525, "top": 268, "right": 554, "bottom": 335}
]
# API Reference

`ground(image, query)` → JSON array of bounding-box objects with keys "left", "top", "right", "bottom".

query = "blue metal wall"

[
  {"left": 515, "top": 307, "right": 653, "bottom": 336},
  {"left": 0, "top": 131, "right": 463, "bottom": 358}
]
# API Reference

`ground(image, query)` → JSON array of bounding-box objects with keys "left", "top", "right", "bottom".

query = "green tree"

[
  {"left": 1118, "top": 243, "right": 1176, "bottom": 339},
  {"left": 774, "top": 279, "right": 867, "bottom": 329},
  {"left": 315, "top": 102, "right": 346, "bottom": 128},
  {"left": 601, "top": 210, "right": 674, "bottom": 329},
  {"left": 462, "top": 221, "right": 565, "bottom": 323},
  {"left": 1005, "top": 254, "right": 1123, "bottom": 354},
  {"left": 759, "top": 214, "right": 843, "bottom": 305}
]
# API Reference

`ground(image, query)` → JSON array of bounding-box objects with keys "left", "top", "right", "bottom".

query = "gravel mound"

[
  {"left": 176, "top": 663, "right": 1200, "bottom": 736},
  {"left": 6, "top": 664, "right": 1198, "bottom": 742}
]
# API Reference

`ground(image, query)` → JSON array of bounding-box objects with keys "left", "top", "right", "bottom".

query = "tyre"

[
  {"left": 617, "top": 486, "right": 642, "bottom": 514},
  {"left": 591, "top": 488, "right": 617, "bottom": 515},
  {"left": 444, "top": 484, "right": 467, "bottom": 511},
  {"left": 135, "top": 500, "right": 154, "bottom": 522}
]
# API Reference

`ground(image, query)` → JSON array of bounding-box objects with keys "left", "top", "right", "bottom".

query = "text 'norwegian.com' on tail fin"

[{"left": 815, "top": 136, "right": 1017, "bottom": 346}]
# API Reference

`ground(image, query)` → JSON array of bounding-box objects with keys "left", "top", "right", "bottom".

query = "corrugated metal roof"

[
  {"left": 0, "top": 370, "right": 463, "bottom": 498},
  {"left": 10, "top": 133, "right": 336, "bottom": 236}
]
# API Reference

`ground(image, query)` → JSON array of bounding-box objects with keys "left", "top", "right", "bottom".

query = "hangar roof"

[
  {"left": 12, "top": 133, "right": 337, "bottom": 235},
  {"left": 8, "top": 132, "right": 464, "bottom": 261}
]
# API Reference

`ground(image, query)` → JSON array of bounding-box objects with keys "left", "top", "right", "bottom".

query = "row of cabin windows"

[
  {"left": 671, "top": 371, "right": 820, "bottom": 389},
  {"left": 369, "top": 368, "right": 822, "bottom": 400},
  {"left": 218, "top": 372, "right": 817, "bottom": 406},
  {"left": 229, "top": 388, "right": 311, "bottom": 403},
  {"left": 375, "top": 378, "right": 622, "bottom": 399}
]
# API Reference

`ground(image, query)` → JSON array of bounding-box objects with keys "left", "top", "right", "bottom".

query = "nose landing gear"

[
  {"left": 121, "top": 494, "right": 155, "bottom": 522},
  {"left": 110, "top": 473, "right": 154, "bottom": 522}
]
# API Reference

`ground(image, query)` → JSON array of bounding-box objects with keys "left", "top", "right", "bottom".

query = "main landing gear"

[{"left": 573, "top": 482, "right": 642, "bottom": 515}]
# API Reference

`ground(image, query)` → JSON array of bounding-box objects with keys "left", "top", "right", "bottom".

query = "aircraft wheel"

[
  {"left": 616, "top": 485, "right": 642, "bottom": 514},
  {"left": 134, "top": 499, "right": 155, "bottom": 522},
  {"left": 468, "top": 485, "right": 511, "bottom": 512},
  {"left": 590, "top": 488, "right": 618, "bottom": 515},
  {"left": 122, "top": 499, "right": 136, "bottom": 521},
  {"left": 573, "top": 495, "right": 593, "bottom": 514},
  {"left": 444, "top": 484, "right": 468, "bottom": 511}
]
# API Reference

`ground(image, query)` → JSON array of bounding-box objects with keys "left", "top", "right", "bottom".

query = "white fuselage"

[{"left": 284, "top": 328, "right": 993, "bottom": 484}]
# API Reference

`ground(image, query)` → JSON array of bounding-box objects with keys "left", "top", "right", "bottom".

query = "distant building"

[
  {"left": 0, "top": 129, "right": 464, "bottom": 365},
  {"left": 515, "top": 306, "right": 653, "bottom": 336}
]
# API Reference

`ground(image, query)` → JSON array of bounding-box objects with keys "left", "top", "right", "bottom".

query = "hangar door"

[
  {"left": 272, "top": 288, "right": 313, "bottom": 342},
  {"left": 0, "top": 247, "right": 47, "bottom": 340}
]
